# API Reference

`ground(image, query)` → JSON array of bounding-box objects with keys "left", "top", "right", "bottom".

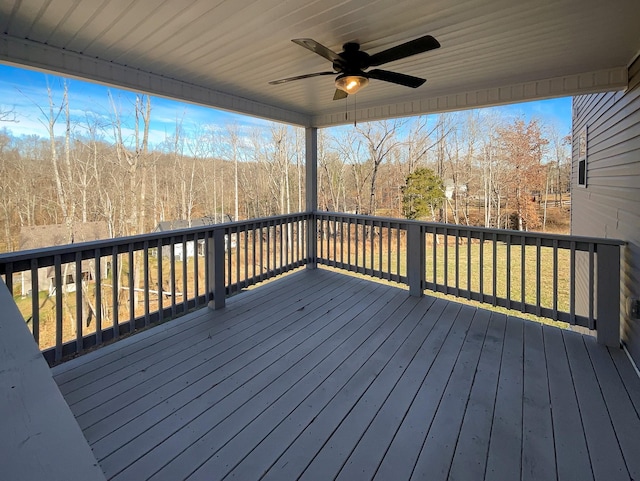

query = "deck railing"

[
  {"left": 0, "top": 211, "right": 624, "bottom": 364},
  {"left": 315, "top": 212, "right": 623, "bottom": 346},
  {"left": 0, "top": 213, "right": 308, "bottom": 365}
]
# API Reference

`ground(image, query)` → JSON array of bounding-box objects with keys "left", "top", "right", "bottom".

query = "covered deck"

[{"left": 53, "top": 268, "right": 640, "bottom": 481}]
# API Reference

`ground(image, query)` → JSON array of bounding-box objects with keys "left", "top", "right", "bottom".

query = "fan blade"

[
  {"left": 333, "top": 89, "right": 348, "bottom": 101},
  {"left": 292, "top": 39, "right": 342, "bottom": 63},
  {"left": 368, "top": 35, "right": 440, "bottom": 67},
  {"left": 367, "top": 69, "right": 426, "bottom": 88},
  {"left": 269, "top": 71, "right": 335, "bottom": 85}
]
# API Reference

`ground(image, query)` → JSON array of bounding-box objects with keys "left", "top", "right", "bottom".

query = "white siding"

[{"left": 572, "top": 56, "right": 640, "bottom": 365}]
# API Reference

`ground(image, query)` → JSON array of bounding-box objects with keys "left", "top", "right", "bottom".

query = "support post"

[
  {"left": 207, "top": 228, "right": 226, "bottom": 310},
  {"left": 596, "top": 243, "right": 620, "bottom": 346},
  {"left": 305, "top": 127, "right": 318, "bottom": 269},
  {"left": 407, "top": 223, "right": 425, "bottom": 297}
]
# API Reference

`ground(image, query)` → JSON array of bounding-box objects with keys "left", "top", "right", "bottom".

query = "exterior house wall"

[{"left": 572, "top": 55, "right": 640, "bottom": 365}]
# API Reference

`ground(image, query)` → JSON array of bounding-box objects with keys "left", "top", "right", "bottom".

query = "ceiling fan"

[{"left": 269, "top": 35, "right": 440, "bottom": 100}]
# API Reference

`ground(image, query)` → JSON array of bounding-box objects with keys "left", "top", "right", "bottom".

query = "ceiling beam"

[
  {"left": 312, "top": 67, "right": 628, "bottom": 127},
  {"left": 0, "top": 34, "right": 311, "bottom": 128}
]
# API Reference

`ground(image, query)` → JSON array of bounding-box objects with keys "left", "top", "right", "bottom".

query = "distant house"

[
  {"left": 19, "top": 222, "right": 109, "bottom": 297},
  {"left": 154, "top": 215, "right": 235, "bottom": 261}
]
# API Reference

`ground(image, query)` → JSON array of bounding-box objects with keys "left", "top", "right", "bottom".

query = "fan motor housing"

[{"left": 334, "top": 43, "right": 370, "bottom": 72}]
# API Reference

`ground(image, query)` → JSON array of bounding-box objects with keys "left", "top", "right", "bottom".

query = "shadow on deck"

[{"left": 52, "top": 268, "right": 640, "bottom": 481}]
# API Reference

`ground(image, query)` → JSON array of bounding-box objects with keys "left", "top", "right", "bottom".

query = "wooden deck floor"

[{"left": 52, "top": 268, "right": 640, "bottom": 481}]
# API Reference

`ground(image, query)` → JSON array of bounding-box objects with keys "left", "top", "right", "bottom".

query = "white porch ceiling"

[{"left": 1, "top": 0, "right": 639, "bottom": 127}]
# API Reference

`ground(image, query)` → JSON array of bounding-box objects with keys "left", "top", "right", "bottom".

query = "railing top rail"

[
  {"left": 315, "top": 211, "right": 625, "bottom": 247},
  {"left": 315, "top": 211, "right": 411, "bottom": 227},
  {"left": 0, "top": 212, "right": 313, "bottom": 270},
  {"left": 1, "top": 211, "right": 624, "bottom": 274}
]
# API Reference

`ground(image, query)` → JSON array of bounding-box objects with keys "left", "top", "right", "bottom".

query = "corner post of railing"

[
  {"left": 305, "top": 126, "right": 318, "bottom": 269},
  {"left": 306, "top": 212, "right": 317, "bottom": 269},
  {"left": 596, "top": 243, "right": 621, "bottom": 347},
  {"left": 207, "top": 227, "right": 226, "bottom": 310},
  {"left": 407, "top": 222, "right": 425, "bottom": 297}
]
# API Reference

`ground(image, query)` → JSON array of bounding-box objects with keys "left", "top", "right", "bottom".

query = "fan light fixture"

[{"left": 335, "top": 74, "right": 369, "bottom": 94}]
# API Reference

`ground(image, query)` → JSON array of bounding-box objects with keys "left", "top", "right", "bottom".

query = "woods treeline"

[{"left": 0, "top": 84, "right": 570, "bottom": 253}]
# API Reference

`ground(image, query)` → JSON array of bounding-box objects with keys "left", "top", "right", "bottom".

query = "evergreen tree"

[{"left": 401, "top": 167, "right": 445, "bottom": 220}]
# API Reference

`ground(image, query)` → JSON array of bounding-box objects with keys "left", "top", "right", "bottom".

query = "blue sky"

[{"left": 0, "top": 63, "right": 573, "bottom": 144}]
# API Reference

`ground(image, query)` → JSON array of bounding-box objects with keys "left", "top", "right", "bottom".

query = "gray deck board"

[
  {"left": 587, "top": 341, "right": 640, "bottom": 479},
  {"left": 485, "top": 316, "right": 525, "bottom": 481},
  {"left": 76, "top": 271, "right": 352, "bottom": 434},
  {"left": 100, "top": 276, "right": 390, "bottom": 477},
  {"left": 448, "top": 312, "right": 506, "bottom": 481},
  {"left": 373, "top": 302, "right": 470, "bottom": 481},
  {"left": 563, "top": 330, "right": 628, "bottom": 481},
  {"left": 116, "top": 279, "right": 405, "bottom": 481},
  {"left": 53, "top": 268, "right": 640, "bottom": 481},
  {"left": 334, "top": 298, "right": 451, "bottom": 481},
  {"left": 411, "top": 307, "right": 491, "bottom": 481},
  {"left": 521, "top": 320, "right": 556, "bottom": 481},
  {"left": 544, "top": 325, "right": 594, "bottom": 481}
]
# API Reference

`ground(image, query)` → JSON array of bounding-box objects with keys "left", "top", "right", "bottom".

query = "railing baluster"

[
  {"left": 396, "top": 224, "right": 401, "bottom": 281},
  {"left": 521, "top": 239, "right": 526, "bottom": 313},
  {"left": 275, "top": 223, "right": 279, "bottom": 274},
  {"left": 75, "top": 251, "right": 83, "bottom": 350},
  {"left": 195, "top": 235, "right": 201, "bottom": 306},
  {"left": 588, "top": 243, "right": 595, "bottom": 329},
  {"left": 569, "top": 241, "right": 576, "bottom": 324},
  {"left": 506, "top": 234, "right": 511, "bottom": 310},
  {"left": 553, "top": 239, "right": 558, "bottom": 319},
  {"left": 111, "top": 246, "right": 119, "bottom": 340},
  {"left": 228, "top": 228, "right": 233, "bottom": 289},
  {"left": 536, "top": 237, "right": 541, "bottom": 316},
  {"left": 362, "top": 220, "right": 367, "bottom": 273},
  {"left": 252, "top": 224, "right": 257, "bottom": 280},
  {"left": 278, "top": 220, "right": 282, "bottom": 269},
  {"left": 492, "top": 233, "right": 497, "bottom": 306},
  {"left": 244, "top": 226, "right": 249, "bottom": 282},
  {"left": 466, "top": 230, "right": 471, "bottom": 299},
  {"left": 479, "top": 231, "right": 484, "bottom": 303},
  {"left": 182, "top": 234, "right": 188, "bottom": 313},
  {"left": 261, "top": 223, "right": 265, "bottom": 281},
  {"left": 333, "top": 216, "right": 337, "bottom": 266},
  {"left": 54, "top": 255, "right": 63, "bottom": 362},
  {"left": 170, "top": 236, "right": 176, "bottom": 318},
  {"left": 236, "top": 227, "right": 241, "bottom": 291},
  {"left": 340, "top": 217, "right": 344, "bottom": 267},
  {"left": 386, "top": 222, "right": 391, "bottom": 279},
  {"left": 30, "top": 259, "right": 39, "bottom": 345},
  {"left": 370, "top": 219, "right": 374, "bottom": 275},
  {"left": 455, "top": 228, "right": 460, "bottom": 296},
  {"left": 354, "top": 219, "right": 359, "bottom": 273},
  {"left": 443, "top": 227, "right": 448, "bottom": 291},
  {"left": 432, "top": 229, "right": 437, "bottom": 288},
  {"left": 157, "top": 239, "right": 164, "bottom": 321},
  {"left": 128, "top": 245, "right": 135, "bottom": 332},
  {"left": 347, "top": 217, "right": 352, "bottom": 269},
  {"left": 95, "top": 248, "right": 102, "bottom": 344},
  {"left": 144, "top": 241, "right": 150, "bottom": 324}
]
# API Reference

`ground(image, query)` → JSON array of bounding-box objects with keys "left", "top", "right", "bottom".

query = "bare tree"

[
  {"left": 356, "top": 120, "right": 405, "bottom": 215},
  {"left": 0, "top": 106, "right": 17, "bottom": 123}
]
